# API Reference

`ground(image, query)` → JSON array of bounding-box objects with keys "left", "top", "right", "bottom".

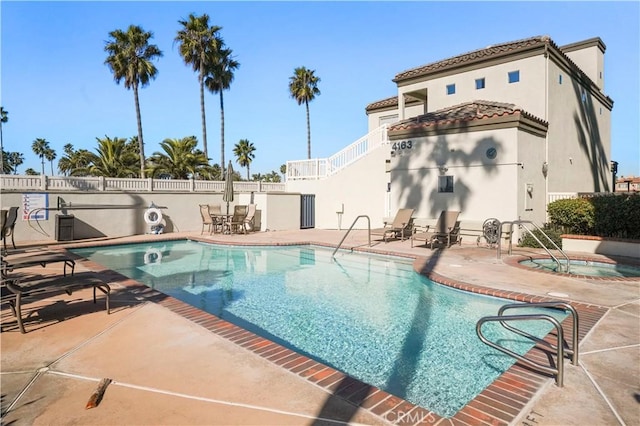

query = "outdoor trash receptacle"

[{"left": 55, "top": 214, "right": 74, "bottom": 241}]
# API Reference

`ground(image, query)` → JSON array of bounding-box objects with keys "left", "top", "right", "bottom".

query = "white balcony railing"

[
  {"left": 286, "top": 124, "right": 389, "bottom": 180},
  {"left": 0, "top": 175, "right": 285, "bottom": 193}
]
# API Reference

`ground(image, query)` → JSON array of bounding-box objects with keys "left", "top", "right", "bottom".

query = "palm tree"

[
  {"left": 8, "top": 152, "right": 24, "bottom": 174},
  {"left": 32, "top": 138, "right": 50, "bottom": 175},
  {"left": 175, "top": 13, "right": 222, "bottom": 163},
  {"left": 148, "top": 136, "right": 209, "bottom": 179},
  {"left": 0, "top": 107, "right": 7, "bottom": 173},
  {"left": 280, "top": 163, "right": 287, "bottom": 181},
  {"left": 104, "top": 25, "right": 163, "bottom": 179},
  {"left": 204, "top": 42, "right": 239, "bottom": 177},
  {"left": 89, "top": 136, "right": 139, "bottom": 177},
  {"left": 288, "top": 67, "right": 321, "bottom": 159},
  {"left": 44, "top": 148, "right": 57, "bottom": 176},
  {"left": 233, "top": 139, "right": 256, "bottom": 180},
  {"left": 24, "top": 168, "right": 38, "bottom": 176},
  {"left": 58, "top": 144, "right": 95, "bottom": 176}
]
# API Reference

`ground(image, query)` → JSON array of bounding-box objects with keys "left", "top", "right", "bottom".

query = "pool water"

[
  {"left": 520, "top": 259, "right": 640, "bottom": 278},
  {"left": 72, "top": 240, "right": 566, "bottom": 417}
]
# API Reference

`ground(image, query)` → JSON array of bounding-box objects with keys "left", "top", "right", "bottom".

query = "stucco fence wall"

[
  {"left": 0, "top": 191, "right": 301, "bottom": 244},
  {"left": 562, "top": 235, "right": 640, "bottom": 259}
]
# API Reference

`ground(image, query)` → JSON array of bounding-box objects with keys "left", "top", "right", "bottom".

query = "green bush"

[
  {"left": 547, "top": 198, "right": 594, "bottom": 234},
  {"left": 590, "top": 194, "right": 640, "bottom": 239},
  {"left": 547, "top": 194, "right": 639, "bottom": 239},
  {"left": 520, "top": 226, "right": 563, "bottom": 249}
]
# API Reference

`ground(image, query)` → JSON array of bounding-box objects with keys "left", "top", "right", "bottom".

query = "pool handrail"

[
  {"left": 498, "top": 220, "right": 570, "bottom": 273},
  {"left": 497, "top": 301, "right": 579, "bottom": 365},
  {"left": 476, "top": 313, "right": 566, "bottom": 387},
  {"left": 332, "top": 215, "right": 371, "bottom": 259}
]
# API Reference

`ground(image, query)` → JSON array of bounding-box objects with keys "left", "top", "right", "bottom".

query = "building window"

[
  {"left": 438, "top": 175, "right": 454, "bottom": 193},
  {"left": 508, "top": 70, "right": 520, "bottom": 83},
  {"left": 475, "top": 78, "right": 485, "bottom": 89},
  {"left": 559, "top": 74, "right": 563, "bottom": 84},
  {"left": 446, "top": 84, "right": 456, "bottom": 95}
]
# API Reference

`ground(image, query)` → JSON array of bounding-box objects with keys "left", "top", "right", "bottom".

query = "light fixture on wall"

[
  {"left": 542, "top": 161, "right": 549, "bottom": 177},
  {"left": 438, "top": 165, "right": 448, "bottom": 174}
]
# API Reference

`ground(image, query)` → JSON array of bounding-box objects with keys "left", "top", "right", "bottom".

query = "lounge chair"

[
  {"left": 370, "top": 208, "right": 415, "bottom": 242},
  {"left": 1, "top": 251, "right": 76, "bottom": 278},
  {"left": 1, "top": 272, "right": 111, "bottom": 333},
  {"left": 411, "top": 210, "right": 461, "bottom": 248}
]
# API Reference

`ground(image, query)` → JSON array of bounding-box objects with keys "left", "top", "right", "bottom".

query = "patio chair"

[
  {"left": 411, "top": 210, "right": 461, "bottom": 248},
  {"left": 242, "top": 204, "right": 257, "bottom": 233},
  {"left": 1, "top": 272, "right": 111, "bottom": 333},
  {"left": 370, "top": 208, "right": 415, "bottom": 242},
  {"left": 207, "top": 204, "right": 224, "bottom": 234},
  {"left": 2, "top": 207, "right": 18, "bottom": 253},
  {"left": 1, "top": 251, "right": 76, "bottom": 278},
  {"left": 225, "top": 205, "right": 248, "bottom": 234},
  {"left": 199, "top": 204, "right": 215, "bottom": 235}
]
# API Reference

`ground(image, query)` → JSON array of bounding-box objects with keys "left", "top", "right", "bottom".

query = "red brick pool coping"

[{"left": 64, "top": 237, "right": 608, "bottom": 426}]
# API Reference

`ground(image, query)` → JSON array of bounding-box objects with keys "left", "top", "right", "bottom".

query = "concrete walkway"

[{"left": 1, "top": 230, "right": 638, "bottom": 425}]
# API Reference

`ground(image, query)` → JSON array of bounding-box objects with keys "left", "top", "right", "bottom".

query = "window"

[
  {"left": 446, "top": 84, "right": 456, "bottom": 95},
  {"left": 559, "top": 74, "right": 563, "bottom": 84},
  {"left": 508, "top": 70, "right": 520, "bottom": 83},
  {"left": 475, "top": 78, "right": 485, "bottom": 89},
  {"left": 438, "top": 175, "right": 454, "bottom": 193}
]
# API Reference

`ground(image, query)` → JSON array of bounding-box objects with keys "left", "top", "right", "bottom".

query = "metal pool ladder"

[
  {"left": 331, "top": 215, "right": 371, "bottom": 259},
  {"left": 498, "top": 220, "right": 571, "bottom": 273},
  {"left": 476, "top": 301, "right": 579, "bottom": 387}
]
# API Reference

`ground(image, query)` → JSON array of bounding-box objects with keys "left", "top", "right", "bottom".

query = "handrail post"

[{"left": 331, "top": 215, "right": 371, "bottom": 259}]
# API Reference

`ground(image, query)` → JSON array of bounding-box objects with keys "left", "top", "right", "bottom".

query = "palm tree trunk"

[
  {"left": 200, "top": 66, "right": 208, "bottom": 162},
  {"left": 0, "top": 122, "right": 4, "bottom": 173},
  {"left": 50, "top": 161, "right": 54, "bottom": 176},
  {"left": 133, "top": 84, "right": 146, "bottom": 179},
  {"left": 41, "top": 157, "right": 45, "bottom": 176},
  {"left": 247, "top": 165, "right": 250, "bottom": 181},
  {"left": 220, "top": 90, "right": 225, "bottom": 178},
  {"left": 305, "top": 100, "right": 311, "bottom": 159}
]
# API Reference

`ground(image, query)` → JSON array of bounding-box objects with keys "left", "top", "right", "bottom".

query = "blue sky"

[{"left": 2, "top": 1, "right": 639, "bottom": 177}]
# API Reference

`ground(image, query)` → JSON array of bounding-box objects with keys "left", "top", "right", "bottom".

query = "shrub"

[
  {"left": 519, "top": 226, "right": 563, "bottom": 249},
  {"left": 547, "top": 198, "right": 594, "bottom": 234},
  {"left": 590, "top": 194, "right": 640, "bottom": 239}
]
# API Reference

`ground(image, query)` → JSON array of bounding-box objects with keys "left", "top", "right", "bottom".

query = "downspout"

[{"left": 544, "top": 43, "right": 550, "bottom": 220}]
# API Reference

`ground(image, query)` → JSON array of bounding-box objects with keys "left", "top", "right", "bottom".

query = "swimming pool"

[
  {"left": 72, "top": 240, "right": 565, "bottom": 417},
  {"left": 520, "top": 258, "right": 640, "bottom": 278}
]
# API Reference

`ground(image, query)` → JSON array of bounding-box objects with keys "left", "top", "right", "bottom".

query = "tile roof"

[
  {"left": 365, "top": 96, "right": 422, "bottom": 112},
  {"left": 394, "top": 36, "right": 553, "bottom": 82},
  {"left": 387, "top": 100, "right": 547, "bottom": 132}
]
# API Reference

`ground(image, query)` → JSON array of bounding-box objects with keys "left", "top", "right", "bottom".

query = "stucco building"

[{"left": 287, "top": 36, "right": 614, "bottom": 230}]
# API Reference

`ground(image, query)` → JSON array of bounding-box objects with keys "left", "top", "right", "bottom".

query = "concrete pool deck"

[{"left": 1, "top": 229, "right": 638, "bottom": 425}]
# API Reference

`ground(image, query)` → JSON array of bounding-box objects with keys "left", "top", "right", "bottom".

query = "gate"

[{"left": 300, "top": 194, "right": 315, "bottom": 229}]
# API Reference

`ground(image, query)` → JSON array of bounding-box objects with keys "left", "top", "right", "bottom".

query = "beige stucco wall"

[
  {"left": 0, "top": 191, "right": 300, "bottom": 243},
  {"left": 398, "top": 55, "right": 548, "bottom": 121},
  {"left": 366, "top": 104, "right": 423, "bottom": 133},
  {"left": 516, "top": 129, "right": 548, "bottom": 225},
  {"left": 286, "top": 145, "right": 390, "bottom": 229},
  {"left": 388, "top": 127, "right": 528, "bottom": 223},
  {"left": 562, "top": 45, "right": 605, "bottom": 90},
  {"left": 546, "top": 59, "right": 612, "bottom": 193}
]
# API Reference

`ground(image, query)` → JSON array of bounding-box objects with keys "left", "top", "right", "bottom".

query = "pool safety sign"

[{"left": 22, "top": 193, "right": 49, "bottom": 221}]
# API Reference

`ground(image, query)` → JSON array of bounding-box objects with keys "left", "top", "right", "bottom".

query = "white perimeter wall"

[
  {"left": 286, "top": 145, "right": 391, "bottom": 229},
  {"left": 0, "top": 191, "right": 301, "bottom": 243}
]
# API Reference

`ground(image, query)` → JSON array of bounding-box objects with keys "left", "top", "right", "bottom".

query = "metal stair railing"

[
  {"left": 498, "top": 220, "right": 571, "bottom": 273},
  {"left": 476, "top": 301, "right": 579, "bottom": 387},
  {"left": 331, "top": 215, "right": 371, "bottom": 259}
]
